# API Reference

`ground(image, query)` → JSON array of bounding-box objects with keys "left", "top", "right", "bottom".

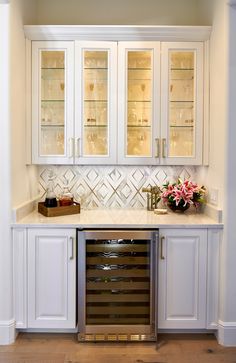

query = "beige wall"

[
  {"left": 33, "top": 0, "right": 202, "bottom": 25},
  {"left": 197, "top": 0, "right": 214, "bottom": 25},
  {"left": 10, "top": 0, "right": 38, "bottom": 208}
]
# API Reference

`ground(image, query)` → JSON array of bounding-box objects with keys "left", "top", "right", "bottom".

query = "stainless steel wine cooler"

[{"left": 77, "top": 230, "right": 158, "bottom": 342}]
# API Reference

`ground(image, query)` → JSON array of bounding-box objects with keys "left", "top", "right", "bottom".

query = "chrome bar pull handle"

[
  {"left": 69, "top": 236, "right": 74, "bottom": 260},
  {"left": 75, "top": 137, "right": 80, "bottom": 157},
  {"left": 160, "top": 236, "right": 165, "bottom": 260},
  {"left": 155, "top": 138, "right": 160, "bottom": 158},
  {"left": 68, "top": 138, "right": 74, "bottom": 158},
  {"left": 162, "top": 138, "right": 166, "bottom": 158}
]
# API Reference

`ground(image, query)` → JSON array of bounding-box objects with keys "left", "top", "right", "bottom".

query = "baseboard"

[
  {"left": 218, "top": 320, "right": 236, "bottom": 346},
  {"left": 0, "top": 319, "right": 16, "bottom": 345}
]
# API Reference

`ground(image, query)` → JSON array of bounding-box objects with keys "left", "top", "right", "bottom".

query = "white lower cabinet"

[
  {"left": 27, "top": 228, "right": 76, "bottom": 329},
  {"left": 13, "top": 225, "right": 220, "bottom": 332},
  {"left": 158, "top": 229, "right": 208, "bottom": 329}
]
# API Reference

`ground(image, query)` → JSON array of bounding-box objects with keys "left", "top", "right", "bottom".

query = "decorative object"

[
  {"left": 161, "top": 179, "right": 206, "bottom": 213},
  {"left": 38, "top": 202, "right": 80, "bottom": 217}
]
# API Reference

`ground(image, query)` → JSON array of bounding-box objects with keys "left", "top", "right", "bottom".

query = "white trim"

[
  {"left": 24, "top": 25, "right": 212, "bottom": 42},
  {"left": 203, "top": 40, "right": 210, "bottom": 165},
  {"left": 206, "top": 230, "right": 220, "bottom": 329},
  {"left": 0, "top": 319, "right": 16, "bottom": 345},
  {"left": 13, "top": 229, "right": 28, "bottom": 329},
  {"left": 26, "top": 39, "right": 32, "bottom": 165},
  {"left": 218, "top": 320, "right": 236, "bottom": 346}
]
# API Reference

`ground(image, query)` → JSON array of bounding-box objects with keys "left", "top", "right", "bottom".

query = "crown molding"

[{"left": 24, "top": 25, "right": 212, "bottom": 41}]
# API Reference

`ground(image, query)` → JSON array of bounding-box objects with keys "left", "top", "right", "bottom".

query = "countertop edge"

[{"left": 11, "top": 206, "right": 223, "bottom": 229}]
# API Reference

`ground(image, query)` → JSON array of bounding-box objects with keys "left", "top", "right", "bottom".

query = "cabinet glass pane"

[
  {"left": 169, "top": 51, "right": 195, "bottom": 157},
  {"left": 126, "top": 51, "right": 152, "bottom": 157},
  {"left": 40, "top": 51, "right": 65, "bottom": 155},
  {"left": 83, "top": 51, "right": 108, "bottom": 156}
]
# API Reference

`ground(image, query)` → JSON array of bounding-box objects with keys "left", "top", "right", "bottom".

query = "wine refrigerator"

[{"left": 77, "top": 229, "right": 158, "bottom": 342}]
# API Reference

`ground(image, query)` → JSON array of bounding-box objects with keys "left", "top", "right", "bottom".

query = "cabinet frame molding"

[{"left": 24, "top": 25, "right": 211, "bottom": 42}]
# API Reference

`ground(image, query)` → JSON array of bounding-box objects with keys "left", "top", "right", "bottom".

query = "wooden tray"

[{"left": 38, "top": 202, "right": 80, "bottom": 217}]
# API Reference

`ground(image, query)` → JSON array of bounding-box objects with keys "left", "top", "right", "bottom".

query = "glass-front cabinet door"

[
  {"left": 32, "top": 41, "right": 74, "bottom": 164},
  {"left": 118, "top": 42, "right": 160, "bottom": 164},
  {"left": 75, "top": 41, "right": 117, "bottom": 164},
  {"left": 161, "top": 42, "right": 204, "bottom": 165}
]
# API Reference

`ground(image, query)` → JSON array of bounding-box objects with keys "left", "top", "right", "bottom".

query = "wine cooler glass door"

[{"left": 78, "top": 230, "right": 158, "bottom": 342}]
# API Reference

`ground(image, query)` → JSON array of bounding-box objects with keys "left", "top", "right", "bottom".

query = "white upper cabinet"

[
  {"left": 32, "top": 41, "right": 74, "bottom": 164},
  {"left": 118, "top": 41, "right": 204, "bottom": 165},
  {"left": 30, "top": 36, "right": 206, "bottom": 165},
  {"left": 161, "top": 42, "right": 204, "bottom": 165},
  {"left": 75, "top": 41, "right": 117, "bottom": 164},
  {"left": 118, "top": 42, "right": 161, "bottom": 165}
]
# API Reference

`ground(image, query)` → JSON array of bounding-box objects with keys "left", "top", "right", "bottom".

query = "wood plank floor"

[{"left": 0, "top": 333, "right": 236, "bottom": 363}]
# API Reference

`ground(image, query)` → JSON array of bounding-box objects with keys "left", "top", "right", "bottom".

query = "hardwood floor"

[{"left": 0, "top": 333, "right": 236, "bottom": 363}]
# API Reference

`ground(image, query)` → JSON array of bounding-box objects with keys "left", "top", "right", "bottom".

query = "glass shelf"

[
  {"left": 84, "top": 67, "right": 108, "bottom": 70},
  {"left": 127, "top": 125, "right": 151, "bottom": 128},
  {"left": 41, "top": 124, "right": 64, "bottom": 128},
  {"left": 171, "top": 68, "right": 194, "bottom": 71},
  {"left": 84, "top": 124, "right": 107, "bottom": 128},
  {"left": 41, "top": 67, "right": 65, "bottom": 70},
  {"left": 84, "top": 100, "right": 107, "bottom": 103},
  {"left": 41, "top": 99, "right": 65, "bottom": 102},
  {"left": 128, "top": 68, "right": 151, "bottom": 71},
  {"left": 170, "top": 125, "right": 194, "bottom": 128},
  {"left": 170, "top": 101, "right": 194, "bottom": 103},
  {"left": 171, "top": 78, "right": 194, "bottom": 81},
  {"left": 128, "top": 78, "right": 152, "bottom": 81},
  {"left": 127, "top": 100, "right": 151, "bottom": 103}
]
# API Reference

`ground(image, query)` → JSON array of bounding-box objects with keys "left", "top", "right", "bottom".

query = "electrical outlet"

[{"left": 209, "top": 188, "right": 218, "bottom": 206}]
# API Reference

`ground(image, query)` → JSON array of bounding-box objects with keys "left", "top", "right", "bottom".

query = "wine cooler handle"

[
  {"left": 155, "top": 138, "right": 160, "bottom": 158},
  {"left": 160, "top": 236, "right": 165, "bottom": 260},
  {"left": 75, "top": 137, "right": 80, "bottom": 158},
  {"left": 162, "top": 138, "right": 166, "bottom": 158},
  {"left": 69, "top": 236, "right": 74, "bottom": 260}
]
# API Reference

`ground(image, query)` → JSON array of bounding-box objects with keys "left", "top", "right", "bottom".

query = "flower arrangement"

[{"left": 161, "top": 179, "right": 206, "bottom": 212}]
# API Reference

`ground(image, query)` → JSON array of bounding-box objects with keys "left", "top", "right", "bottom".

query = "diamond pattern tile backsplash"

[{"left": 38, "top": 166, "right": 197, "bottom": 209}]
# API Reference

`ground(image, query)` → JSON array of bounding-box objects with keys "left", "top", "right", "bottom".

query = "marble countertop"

[{"left": 12, "top": 208, "right": 223, "bottom": 229}]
